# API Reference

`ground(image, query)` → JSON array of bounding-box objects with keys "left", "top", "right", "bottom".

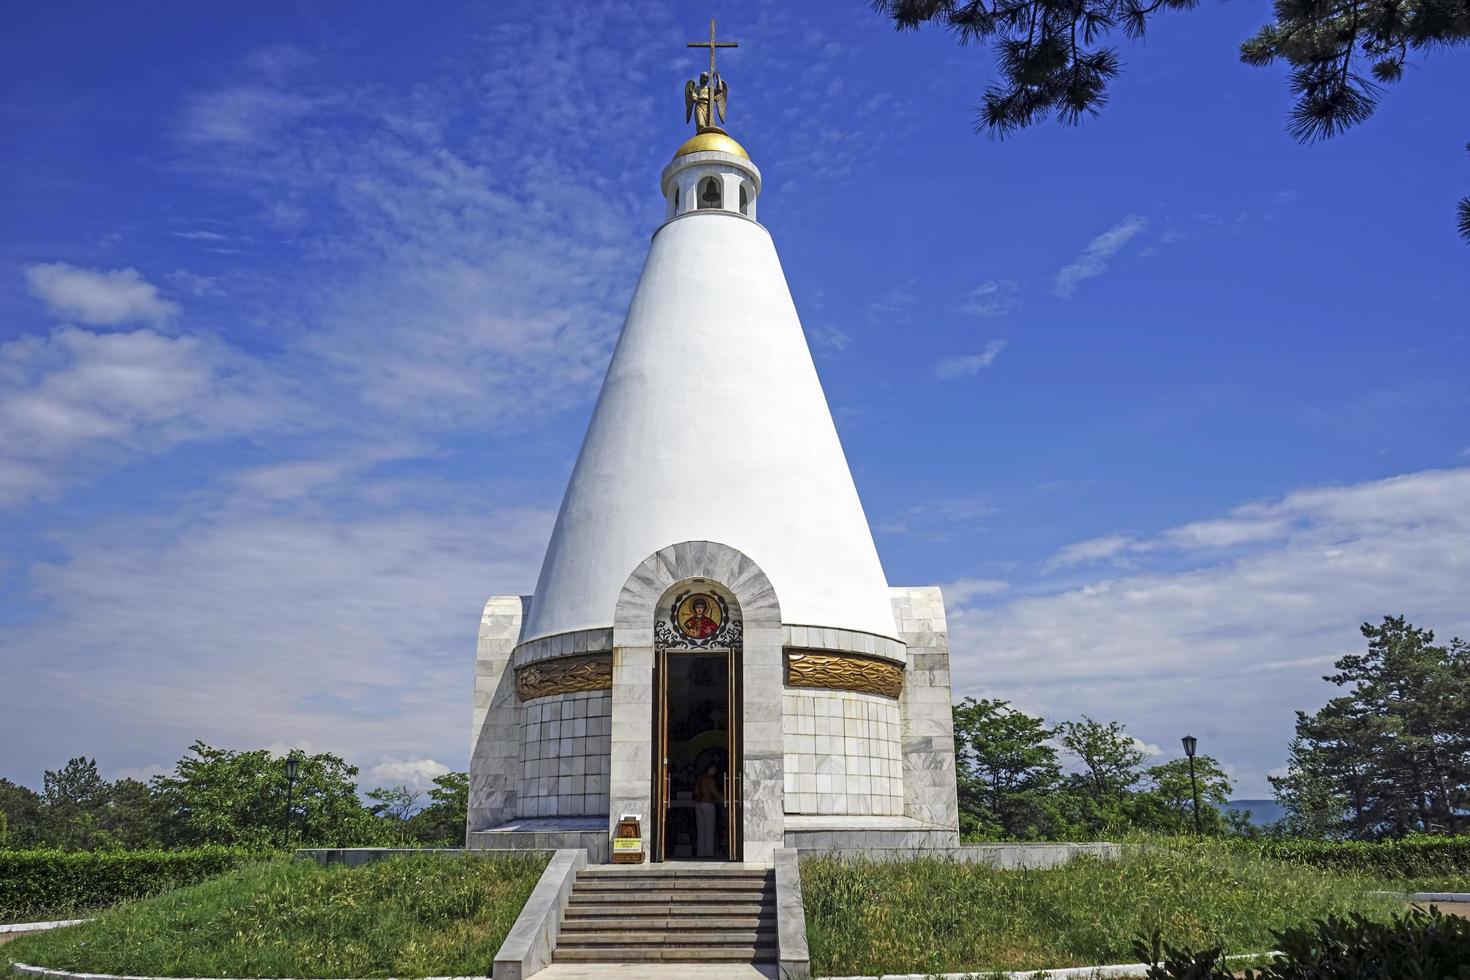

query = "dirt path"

[{"left": 1412, "top": 900, "right": 1470, "bottom": 918}]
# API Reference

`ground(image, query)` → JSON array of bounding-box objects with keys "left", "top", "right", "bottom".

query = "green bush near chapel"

[
  {"left": 800, "top": 837, "right": 1407, "bottom": 977},
  {"left": 3, "top": 853, "right": 549, "bottom": 978},
  {"left": 1243, "top": 834, "right": 1470, "bottom": 889},
  {"left": 0, "top": 846, "right": 270, "bottom": 924}
]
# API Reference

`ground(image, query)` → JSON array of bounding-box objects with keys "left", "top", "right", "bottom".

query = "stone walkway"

[{"left": 535, "top": 965, "right": 777, "bottom": 979}]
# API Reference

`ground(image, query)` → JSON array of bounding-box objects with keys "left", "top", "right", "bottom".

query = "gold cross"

[{"left": 687, "top": 17, "right": 737, "bottom": 77}]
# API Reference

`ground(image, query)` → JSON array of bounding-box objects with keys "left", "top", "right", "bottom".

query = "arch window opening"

[
  {"left": 738, "top": 184, "right": 749, "bottom": 215},
  {"left": 698, "top": 176, "right": 722, "bottom": 210}
]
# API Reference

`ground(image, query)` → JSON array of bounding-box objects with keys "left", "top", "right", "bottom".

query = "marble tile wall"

[
  {"left": 781, "top": 690, "right": 903, "bottom": 816},
  {"left": 517, "top": 690, "right": 612, "bottom": 818}
]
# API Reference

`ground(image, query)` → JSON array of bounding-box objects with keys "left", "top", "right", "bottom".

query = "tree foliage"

[
  {"left": 1239, "top": 0, "right": 1470, "bottom": 143},
  {"left": 150, "top": 742, "right": 399, "bottom": 849},
  {"left": 873, "top": 0, "right": 1198, "bottom": 135},
  {"left": 1271, "top": 615, "right": 1470, "bottom": 838},
  {"left": 2, "top": 742, "right": 470, "bottom": 852},
  {"left": 953, "top": 698, "right": 1064, "bottom": 837},
  {"left": 874, "top": 0, "right": 1470, "bottom": 240},
  {"left": 952, "top": 700, "right": 1241, "bottom": 839}
]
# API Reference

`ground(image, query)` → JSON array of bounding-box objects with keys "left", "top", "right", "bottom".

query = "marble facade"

[{"left": 467, "top": 542, "right": 960, "bottom": 862}]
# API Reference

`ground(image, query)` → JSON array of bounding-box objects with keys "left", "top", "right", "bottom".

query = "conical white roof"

[{"left": 525, "top": 169, "right": 896, "bottom": 642}]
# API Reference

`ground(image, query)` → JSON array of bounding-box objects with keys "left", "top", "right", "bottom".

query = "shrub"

[
  {"left": 0, "top": 846, "right": 269, "bottom": 924},
  {"left": 1249, "top": 835, "right": 1470, "bottom": 882},
  {"left": 1136, "top": 906, "right": 1470, "bottom": 979}
]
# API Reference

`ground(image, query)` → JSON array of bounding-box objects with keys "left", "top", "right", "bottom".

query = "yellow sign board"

[{"left": 612, "top": 815, "right": 643, "bottom": 863}]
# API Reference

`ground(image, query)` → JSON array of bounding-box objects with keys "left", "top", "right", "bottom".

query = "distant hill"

[{"left": 1230, "top": 799, "right": 1287, "bottom": 826}]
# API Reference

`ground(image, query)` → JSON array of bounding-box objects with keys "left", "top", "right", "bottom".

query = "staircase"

[{"left": 553, "top": 865, "right": 777, "bottom": 964}]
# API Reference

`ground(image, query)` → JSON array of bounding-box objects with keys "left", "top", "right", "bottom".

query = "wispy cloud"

[
  {"left": 941, "top": 577, "right": 1009, "bottom": 604},
  {"left": 24, "top": 264, "right": 179, "bottom": 326},
  {"left": 958, "top": 280, "right": 1021, "bottom": 318},
  {"left": 877, "top": 497, "right": 1001, "bottom": 538},
  {"left": 1042, "top": 532, "right": 1140, "bottom": 571},
  {"left": 1054, "top": 215, "right": 1148, "bottom": 298},
  {"left": 951, "top": 467, "right": 1470, "bottom": 796},
  {"left": 807, "top": 324, "right": 852, "bottom": 351},
  {"left": 363, "top": 756, "right": 451, "bottom": 792},
  {"left": 0, "top": 324, "right": 279, "bottom": 505},
  {"left": 935, "top": 339, "right": 1007, "bottom": 380},
  {"left": 866, "top": 283, "right": 916, "bottom": 324},
  {"left": 0, "top": 486, "right": 555, "bottom": 780}
]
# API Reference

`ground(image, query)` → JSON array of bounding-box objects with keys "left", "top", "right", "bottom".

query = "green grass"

[
  {"left": 2, "top": 853, "right": 548, "bottom": 978},
  {"left": 800, "top": 836, "right": 1407, "bottom": 977}
]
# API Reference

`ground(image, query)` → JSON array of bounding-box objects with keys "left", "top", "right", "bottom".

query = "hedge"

[
  {"left": 0, "top": 847, "right": 272, "bottom": 924},
  {"left": 1248, "top": 835, "right": 1470, "bottom": 880},
  {"left": 1138, "top": 905, "right": 1470, "bottom": 979}
]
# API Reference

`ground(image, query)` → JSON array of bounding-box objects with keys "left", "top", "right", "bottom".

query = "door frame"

[{"left": 651, "top": 646, "right": 744, "bottom": 862}]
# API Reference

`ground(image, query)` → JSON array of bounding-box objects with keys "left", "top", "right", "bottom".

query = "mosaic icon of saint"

[{"left": 681, "top": 595, "right": 719, "bottom": 639}]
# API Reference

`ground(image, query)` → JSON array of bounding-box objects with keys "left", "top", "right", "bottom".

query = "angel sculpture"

[{"left": 684, "top": 71, "right": 728, "bottom": 132}]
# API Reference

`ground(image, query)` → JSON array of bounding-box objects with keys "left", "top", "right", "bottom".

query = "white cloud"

[
  {"left": 363, "top": 756, "right": 451, "bottom": 791},
  {"left": 1132, "top": 738, "right": 1165, "bottom": 758},
  {"left": 0, "top": 326, "right": 277, "bottom": 505},
  {"left": 866, "top": 284, "right": 916, "bottom": 324},
  {"left": 178, "top": 86, "right": 327, "bottom": 146},
  {"left": 0, "top": 489, "right": 554, "bottom": 782},
  {"left": 947, "top": 467, "right": 1470, "bottom": 797},
  {"left": 1054, "top": 215, "right": 1149, "bottom": 298},
  {"left": 807, "top": 324, "right": 852, "bottom": 351},
  {"left": 112, "top": 763, "right": 170, "bottom": 784},
  {"left": 935, "top": 339, "right": 1007, "bottom": 380},
  {"left": 25, "top": 264, "right": 179, "bottom": 325},
  {"left": 941, "top": 578, "right": 1009, "bottom": 604},
  {"left": 958, "top": 280, "right": 1021, "bottom": 318},
  {"left": 1042, "top": 532, "right": 1140, "bottom": 571}
]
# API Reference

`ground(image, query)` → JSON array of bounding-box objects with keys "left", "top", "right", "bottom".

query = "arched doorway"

[{"left": 652, "top": 582, "right": 743, "bottom": 861}]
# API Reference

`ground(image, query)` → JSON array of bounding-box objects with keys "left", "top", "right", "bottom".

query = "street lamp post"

[
  {"left": 282, "top": 754, "right": 300, "bottom": 850},
  {"left": 1181, "top": 735, "right": 1201, "bottom": 837}
]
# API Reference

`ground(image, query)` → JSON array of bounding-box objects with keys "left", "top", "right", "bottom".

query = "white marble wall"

[
  {"left": 517, "top": 690, "right": 612, "bottom": 818},
  {"left": 782, "top": 690, "right": 904, "bottom": 816},
  {"left": 892, "top": 586, "right": 960, "bottom": 831},
  {"left": 467, "top": 595, "right": 530, "bottom": 834}
]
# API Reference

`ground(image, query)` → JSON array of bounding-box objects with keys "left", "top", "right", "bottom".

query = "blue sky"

[{"left": 2, "top": 0, "right": 1466, "bottom": 798}]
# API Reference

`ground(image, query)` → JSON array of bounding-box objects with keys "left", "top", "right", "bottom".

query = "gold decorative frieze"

[
  {"left": 515, "top": 653, "right": 613, "bottom": 702},
  {"left": 785, "top": 650, "right": 904, "bottom": 700}
]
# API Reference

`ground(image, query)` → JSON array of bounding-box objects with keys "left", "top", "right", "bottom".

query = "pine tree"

[
  {"left": 874, "top": 0, "right": 1470, "bottom": 239},
  {"left": 1272, "top": 615, "right": 1470, "bottom": 838}
]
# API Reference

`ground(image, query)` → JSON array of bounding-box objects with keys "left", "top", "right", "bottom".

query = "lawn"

[
  {"left": 2, "top": 852, "right": 548, "bottom": 978},
  {"left": 800, "top": 837, "right": 1406, "bottom": 977}
]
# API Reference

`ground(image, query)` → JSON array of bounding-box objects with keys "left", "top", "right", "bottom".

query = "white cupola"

[
  {"left": 662, "top": 130, "right": 760, "bottom": 222},
  {"left": 522, "top": 88, "right": 896, "bottom": 645}
]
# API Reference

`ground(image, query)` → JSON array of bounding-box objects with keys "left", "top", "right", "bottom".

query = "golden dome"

[{"left": 673, "top": 129, "right": 749, "bottom": 160}]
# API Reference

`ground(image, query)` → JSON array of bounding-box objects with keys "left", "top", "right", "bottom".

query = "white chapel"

[{"left": 467, "top": 33, "right": 958, "bottom": 865}]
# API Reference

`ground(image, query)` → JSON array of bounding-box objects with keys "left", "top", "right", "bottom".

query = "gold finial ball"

[{"left": 673, "top": 129, "right": 749, "bottom": 161}]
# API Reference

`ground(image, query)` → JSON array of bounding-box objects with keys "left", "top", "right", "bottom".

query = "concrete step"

[
  {"left": 552, "top": 947, "right": 778, "bottom": 963},
  {"left": 572, "top": 876, "right": 771, "bottom": 890},
  {"left": 564, "top": 910, "right": 774, "bottom": 926},
  {"left": 569, "top": 891, "right": 771, "bottom": 905},
  {"left": 557, "top": 929, "right": 776, "bottom": 946},
  {"left": 578, "top": 867, "right": 771, "bottom": 879}
]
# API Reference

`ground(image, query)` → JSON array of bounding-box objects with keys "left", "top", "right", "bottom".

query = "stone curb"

[
  {"left": 10, "top": 970, "right": 480, "bottom": 980},
  {"left": 0, "top": 921, "right": 88, "bottom": 935},
  {"left": 774, "top": 847, "right": 810, "bottom": 980},
  {"left": 820, "top": 952, "right": 1273, "bottom": 980},
  {"left": 1367, "top": 890, "right": 1470, "bottom": 903},
  {"left": 490, "top": 848, "right": 586, "bottom": 980}
]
